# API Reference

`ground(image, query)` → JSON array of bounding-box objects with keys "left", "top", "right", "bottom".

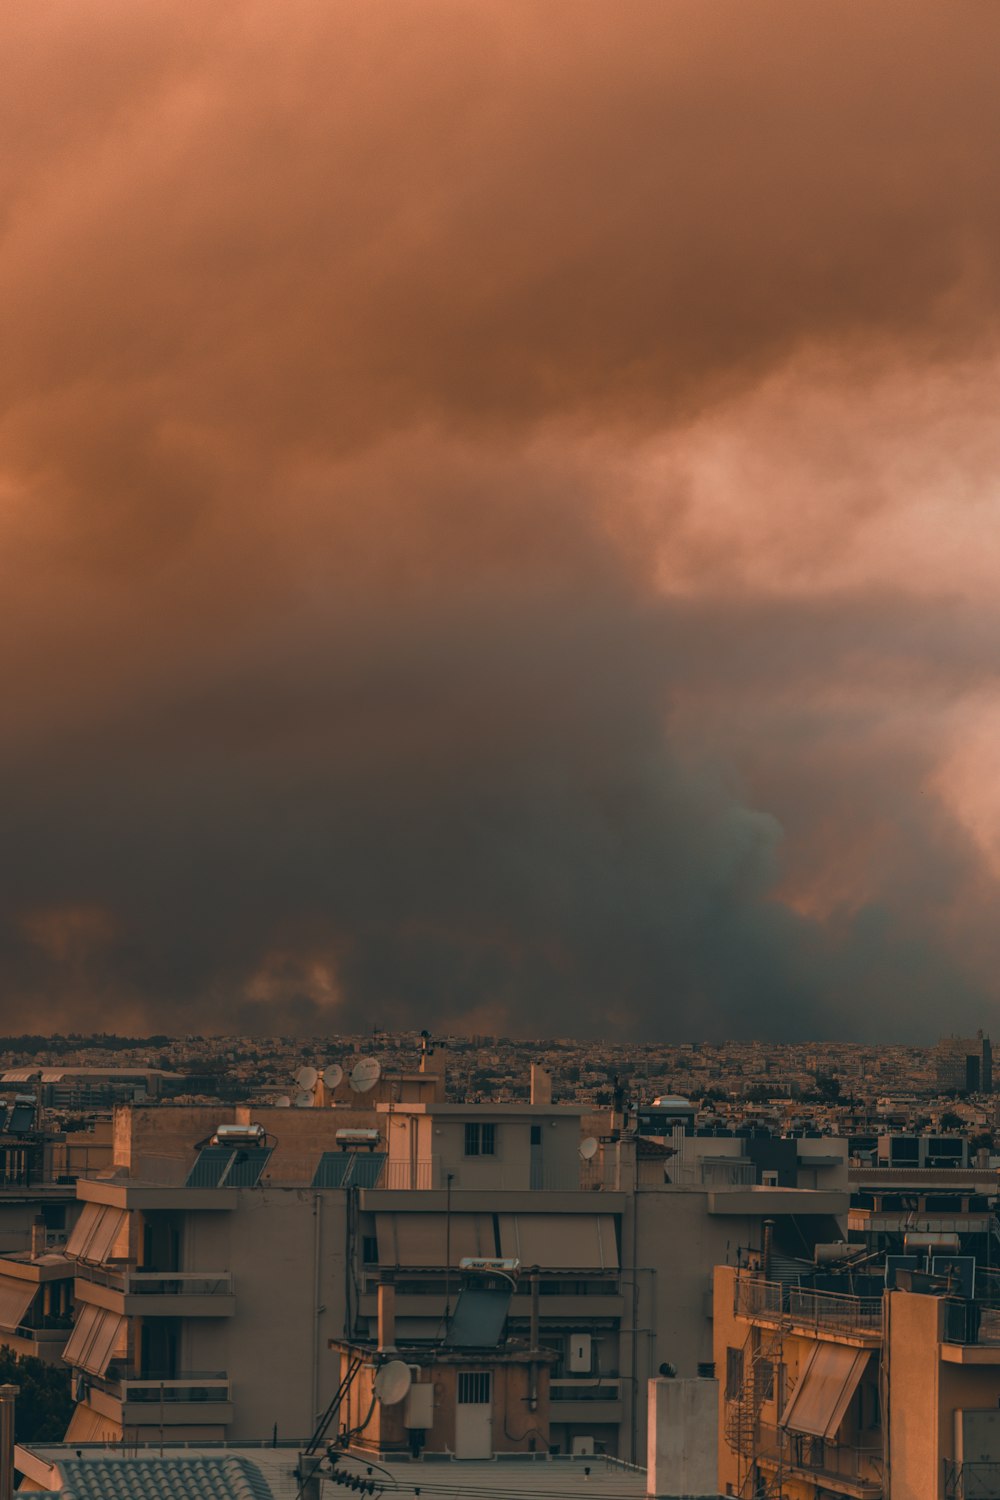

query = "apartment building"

[
  {"left": 716, "top": 1252, "right": 1000, "bottom": 1499},
  {"left": 57, "top": 1074, "right": 848, "bottom": 1464}
]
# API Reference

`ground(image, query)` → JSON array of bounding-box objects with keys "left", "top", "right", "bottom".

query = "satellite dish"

[
  {"left": 579, "top": 1136, "right": 599, "bottom": 1160},
  {"left": 350, "top": 1057, "right": 382, "bottom": 1094},
  {"left": 323, "top": 1064, "right": 344, "bottom": 1090},
  {"left": 295, "top": 1065, "right": 318, "bottom": 1091},
  {"left": 374, "top": 1360, "right": 412, "bottom": 1406},
  {"left": 275, "top": 1095, "right": 292, "bottom": 1109},
  {"left": 293, "top": 1091, "right": 314, "bottom": 1108}
]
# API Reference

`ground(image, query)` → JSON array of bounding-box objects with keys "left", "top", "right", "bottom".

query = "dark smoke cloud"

[{"left": 4, "top": 2, "right": 1000, "bottom": 1037}]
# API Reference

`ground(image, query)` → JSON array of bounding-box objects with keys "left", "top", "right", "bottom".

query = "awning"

[
  {"left": 0, "top": 1277, "right": 37, "bottom": 1333},
  {"left": 65, "top": 1204, "right": 128, "bottom": 1267},
  {"left": 62, "top": 1304, "right": 125, "bottom": 1376},
  {"left": 65, "top": 1203, "right": 102, "bottom": 1260},
  {"left": 376, "top": 1213, "right": 495, "bottom": 1266},
  {"left": 497, "top": 1214, "right": 619, "bottom": 1270},
  {"left": 64, "top": 1401, "right": 123, "bottom": 1443},
  {"left": 781, "top": 1344, "right": 870, "bottom": 1440}
]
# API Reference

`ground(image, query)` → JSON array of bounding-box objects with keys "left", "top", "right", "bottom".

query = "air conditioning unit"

[
  {"left": 571, "top": 1436, "right": 595, "bottom": 1456},
  {"left": 568, "top": 1333, "right": 592, "bottom": 1373}
]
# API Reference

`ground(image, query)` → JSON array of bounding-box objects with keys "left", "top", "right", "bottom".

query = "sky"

[{"left": 4, "top": 2, "right": 1000, "bottom": 1040}]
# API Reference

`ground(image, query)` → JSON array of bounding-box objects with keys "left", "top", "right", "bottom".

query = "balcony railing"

[
  {"left": 758, "top": 1426, "right": 883, "bottom": 1493},
  {"left": 944, "top": 1459, "right": 1000, "bottom": 1499},
  {"left": 550, "top": 1379, "right": 621, "bottom": 1403},
  {"left": 382, "top": 1160, "right": 439, "bottom": 1190},
  {"left": 670, "top": 1160, "right": 756, "bottom": 1187},
  {"left": 381, "top": 1159, "right": 601, "bottom": 1191},
  {"left": 75, "top": 1265, "right": 233, "bottom": 1296},
  {"left": 943, "top": 1302, "right": 1000, "bottom": 1347},
  {"left": 93, "top": 1369, "right": 230, "bottom": 1405},
  {"left": 735, "top": 1274, "right": 882, "bottom": 1336}
]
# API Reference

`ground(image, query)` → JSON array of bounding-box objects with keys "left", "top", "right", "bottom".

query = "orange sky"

[{"left": 4, "top": 1, "right": 1000, "bottom": 1038}]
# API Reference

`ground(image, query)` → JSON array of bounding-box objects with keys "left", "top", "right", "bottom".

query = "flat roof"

[{"left": 375, "top": 1102, "right": 586, "bottom": 1117}]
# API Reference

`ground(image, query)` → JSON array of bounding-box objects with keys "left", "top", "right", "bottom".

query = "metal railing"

[
  {"left": 735, "top": 1274, "right": 883, "bottom": 1336},
  {"left": 758, "top": 1427, "right": 882, "bottom": 1491},
  {"left": 944, "top": 1459, "right": 1000, "bottom": 1499},
  {"left": 94, "top": 1369, "right": 230, "bottom": 1405},
  {"left": 550, "top": 1379, "right": 621, "bottom": 1403},
  {"left": 671, "top": 1160, "right": 755, "bottom": 1187},
  {"left": 382, "top": 1160, "right": 439, "bottom": 1190},
  {"left": 75, "top": 1265, "right": 233, "bottom": 1296},
  {"left": 943, "top": 1301, "right": 1000, "bottom": 1347}
]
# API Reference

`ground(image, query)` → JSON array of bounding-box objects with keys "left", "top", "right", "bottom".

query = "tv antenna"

[{"left": 350, "top": 1058, "right": 382, "bottom": 1094}]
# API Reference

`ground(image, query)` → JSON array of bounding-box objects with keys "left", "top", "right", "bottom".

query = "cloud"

[{"left": 4, "top": 2, "right": 1000, "bottom": 1037}]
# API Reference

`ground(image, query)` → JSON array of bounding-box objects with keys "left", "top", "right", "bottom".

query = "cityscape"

[
  {"left": 7, "top": 2, "right": 1000, "bottom": 1498},
  {"left": 0, "top": 1029, "right": 993, "bottom": 1497}
]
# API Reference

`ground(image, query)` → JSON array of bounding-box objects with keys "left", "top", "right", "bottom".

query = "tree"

[{"left": 0, "top": 1348, "right": 73, "bottom": 1443}]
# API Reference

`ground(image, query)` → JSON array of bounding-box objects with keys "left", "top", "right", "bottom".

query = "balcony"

[
  {"left": 735, "top": 1274, "right": 882, "bottom": 1344},
  {"left": 381, "top": 1159, "right": 600, "bottom": 1192},
  {"left": 942, "top": 1302, "right": 1000, "bottom": 1364},
  {"left": 758, "top": 1426, "right": 883, "bottom": 1499},
  {"left": 945, "top": 1460, "right": 1000, "bottom": 1499},
  {"left": 90, "top": 1369, "right": 233, "bottom": 1427},
  {"left": 74, "top": 1265, "right": 236, "bottom": 1317}
]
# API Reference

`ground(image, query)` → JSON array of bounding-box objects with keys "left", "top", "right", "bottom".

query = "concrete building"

[
  {"left": 56, "top": 1081, "right": 848, "bottom": 1465},
  {"left": 716, "top": 1250, "right": 1000, "bottom": 1498},
  {"left": 934, "top": 1034, "right": 993, "bottom": 1095}
]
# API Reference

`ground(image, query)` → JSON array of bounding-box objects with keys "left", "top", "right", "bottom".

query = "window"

[
  {"left": 756, "top": 1358, "right": 774, "bottom": 1402},
  {"left": 725, "top": 1346, "right": 744, "bottom": 1401},
  {"left": 362, "top": 1235, "right": 379, "bottom": 1264},
  {"left": 464, "top": 1123, "right": 496, "bottom": 1157},
  {"left": 458, "top": 1371, "right": 491, "bottom": 1404},
  {"left": 530, "top": 1125, "right": 542, "bottom": 1146}
]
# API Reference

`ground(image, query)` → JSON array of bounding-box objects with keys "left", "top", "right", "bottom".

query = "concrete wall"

[
  {"left": 887, "top": 1288, "right": 942, "bottom": 1500},
  {"left": 646, "top": 1377, "right": 718, "bottom": 1499}
]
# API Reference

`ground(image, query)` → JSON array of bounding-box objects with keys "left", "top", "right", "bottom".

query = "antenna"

[
  {"left": 373, "top": 1360, "right": 412, "bottom": 1406},
  {"left": 350, "top": 1058, "right": 382, "bottom": 1094},
  {"left": 579, "top": 1136, "right": 598, "bottom": 1160},
  {"left": 295, "top": 1065, "right": 319, "bottom": 1092},
  {"left": 293, "top": 1091, "right": 314, "bottom": 1108},
  {"left": 274, "top": 1095, "right": 292, "bottom": 1109},
  {"left": 323, "top": 1064, "right": 344, "bottom": 1091}
]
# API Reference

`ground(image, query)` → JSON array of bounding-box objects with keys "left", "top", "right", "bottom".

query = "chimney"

[
  {"left": 530, "top": 1065, "right": 552, "bottom": 1106},
  {"left": 0, "top": 1386, "right": 16, "bottom": 1500},
  {"left": 377, "top": 1283, "right": 396, "bottom": 1351},
  {"left": 762, "top": 1219, "right": 775, "bottom": 1280},
  {"left": 30, "top": 1218, "right": 46, "bottom": 1261}
]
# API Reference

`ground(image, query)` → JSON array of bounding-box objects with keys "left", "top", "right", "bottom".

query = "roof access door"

[{"left": 455, "top": 1371, "right": 492, "bottom": 1459}]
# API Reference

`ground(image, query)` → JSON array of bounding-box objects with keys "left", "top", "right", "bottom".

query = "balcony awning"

[
  {"left": 65, "top": 1203, "right": 128, "bottom": 1266},
  {"left": 781, "top": 1343, "right": 870, "bottom": 1440},
  {"left": 0, "top": 1276, "right": 36, "bottom": 1332},
  {"left": 497, "top": 1214, "right": 619, "bottom": 1270},
  {"left": 62, "top": 1304, "right": 125, "bottom": 1377},
  {"left": 376, "top": 1212, "right": 495, "bottom": 1266}
]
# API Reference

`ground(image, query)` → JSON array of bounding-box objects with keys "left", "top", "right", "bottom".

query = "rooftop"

[{"left": 18, "top": 1448, "right": 647, "bottom": 1500}]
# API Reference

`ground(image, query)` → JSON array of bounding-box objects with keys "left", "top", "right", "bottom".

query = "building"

[
  {"left": 934, "top": 1034, "right": 993, "bottom": 1095},
  {"left": 56, "top": 1074, "right": 849, "bottom": 1464},
  {"left": 715, "top": 1244, "right": 1000, "bottom": 1498}
]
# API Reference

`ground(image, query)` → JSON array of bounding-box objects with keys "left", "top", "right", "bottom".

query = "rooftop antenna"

[
  {"left": 350, "top": 1058, "right": 382, "bottom": 1095},
  {"left": 373, "top": 1360, "right": 412, "bottom": 1406},
  {"left": 274, "top": 1095, "right": 292, "bottom": 1109},
  {"left": 293, "top": 1091, "right": 314, "bottom": 1109},
  {"left": 323, "top": 1064, "right": 344, "bottom": 1092},
  {"left": 579, "top": 1136, "right": 598, "bottom": 1160}
]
